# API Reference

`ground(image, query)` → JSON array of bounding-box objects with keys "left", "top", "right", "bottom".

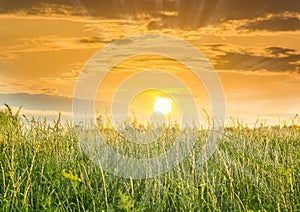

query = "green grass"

[{"left": 0, "top": 105, "right": 299, "bottom": 211}]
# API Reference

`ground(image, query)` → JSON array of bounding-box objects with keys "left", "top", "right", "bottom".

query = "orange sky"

[{"left": 0, "top": 0, "right": 299, "bottom": 126}]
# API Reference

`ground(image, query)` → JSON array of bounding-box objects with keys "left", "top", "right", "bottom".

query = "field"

[{"left": 0, "top": 105, "right": 299, "bottom": 211}]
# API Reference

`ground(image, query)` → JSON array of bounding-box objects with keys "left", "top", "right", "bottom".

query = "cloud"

[
  {"left": 207, "top": 44, "right": 300, "bottom": 72},
  {"left": 4, "top": 35, "right": 104, "bottom": 54},
  {"left": 0, "top": 15, "right": 126, "bottom": 61},
  {"left": 80, "top": 36, "right": 104, "bottom": 44},
  {"left": 40, "top": 69, "right": 81, "bottom": 87},
  {"left": 112, "top": 38, "right": 134, "bottom": 46},
  {"left": 2, "top": 0, "right": 299, "bottom": 30},
  {"left": 0, "top": 51, "right": 18, "bottom": 62},
  {"left": 266, "top": 47, "right": 296, "bottom": 57},
  {"left": 0, "top": 76, "right": 31, "bottom": 94},
  {"left": 40, "top": 87, "right": 58, "bottom": 95},
  {"left": 0, "top": 64, "right": 79, "bottom": 97},
  {"left": 0, "top": 2, "right": 87, "bottom": 17},
  {"left": 214, "top": 47, "right": 300, "bottom": 72},
  {"left": 238, "top": 15, "right": 300, "bottom": 32},
  {"left": 145, "top": 0, "right": 300, "bottom": 30}
]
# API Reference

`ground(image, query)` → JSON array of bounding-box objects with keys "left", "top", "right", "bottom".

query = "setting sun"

[{"left": 154, "top": 97, "right": 172, "bottom": 115}]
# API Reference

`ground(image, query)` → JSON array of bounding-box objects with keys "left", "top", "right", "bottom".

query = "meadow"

[{"left": 0, "top": 105, "right": 299, "bottom": 211}]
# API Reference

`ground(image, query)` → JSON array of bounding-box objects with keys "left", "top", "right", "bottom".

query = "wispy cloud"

[
  {"left": 237, "top": 13, "right": 300, "bottom": 32},
  {"left": 0, "top": 51, "right": 18, "bottom": 62},
  {"left": 214, "top": 50, "right": 300, "bottom": 73},
  {"left": 2, "top": 0, "right": 299, "bottom": 31},
  {"left": 266, "top": 47, "right": 296, "bottom": 56},
  {"left": 0, "top": 2, "right": 88, "bottom": 17},
  {"left": 203, "top": 44, "right": 300, "bottom": 72}
]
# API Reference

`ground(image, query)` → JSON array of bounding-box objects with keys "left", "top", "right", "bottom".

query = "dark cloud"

[
  {"left": 81, "top": 0, "right": 300, "bottom": 23},
  {"left": 0, "top": 0, "right": 87, "bottom": 16},
  {"left": 204, "top": 44, "right": 226, "bottom": 51},
  {"left": 80, "top": 36, "right": 104, "bottom": 44},
  {"left": 79, "top": 36, "right": 132, "bottom": 46},
  {"left": 266, "top": 47, "right": 296, "bottom": 56},
  {"left": 40, "top": 87, "right": 57, "bottom": 95},
  {"left": 214, "top": 47, "right": 300, "bottom": 72},
  {"left": 113, "top": 38, "right": 134, "bottom": 46},
  {"left": 1, "top": 0, "right": 299, "bottom": 30},
  {"left": 238, "top": 16, "right": 300, "bottom": 32}
]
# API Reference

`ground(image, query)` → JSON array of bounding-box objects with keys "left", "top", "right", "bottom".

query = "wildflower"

[{"left": 62, "top": 170, "right": 82, "bottom": 182}]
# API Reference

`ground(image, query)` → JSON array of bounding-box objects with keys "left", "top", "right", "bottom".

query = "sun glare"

[{"left": 154, "top": 97, "right": 172, "bottom": 115}]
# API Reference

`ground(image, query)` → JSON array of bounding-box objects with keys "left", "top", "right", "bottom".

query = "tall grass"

[{"left": 0, "top": 105, "right": 299, "bottom": 211}]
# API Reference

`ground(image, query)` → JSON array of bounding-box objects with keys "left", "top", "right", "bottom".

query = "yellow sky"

[{"left": 0, "top": 1, "right": 299, "bottom": 125}]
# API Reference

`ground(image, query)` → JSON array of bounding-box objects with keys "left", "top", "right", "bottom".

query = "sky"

[{"left": 0, "top": 0, "right": 299, "bottom": 126}]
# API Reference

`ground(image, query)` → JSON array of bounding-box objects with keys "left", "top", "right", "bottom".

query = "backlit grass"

[{"left": 0, "top": 105, "right": 299, "bottom": 211}]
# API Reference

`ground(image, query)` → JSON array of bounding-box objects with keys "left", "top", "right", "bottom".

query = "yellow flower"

[{"left": 62, "top": 170, "right": 82, "bottom": 182}]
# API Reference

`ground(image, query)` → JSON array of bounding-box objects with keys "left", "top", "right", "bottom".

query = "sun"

[{"left": 154, "top": 97, "right": 172, "bottom": 115}]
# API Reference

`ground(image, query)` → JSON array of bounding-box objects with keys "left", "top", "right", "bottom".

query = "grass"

[{"left": 0, "top": 105, "right": 299, "bottom": 211}]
